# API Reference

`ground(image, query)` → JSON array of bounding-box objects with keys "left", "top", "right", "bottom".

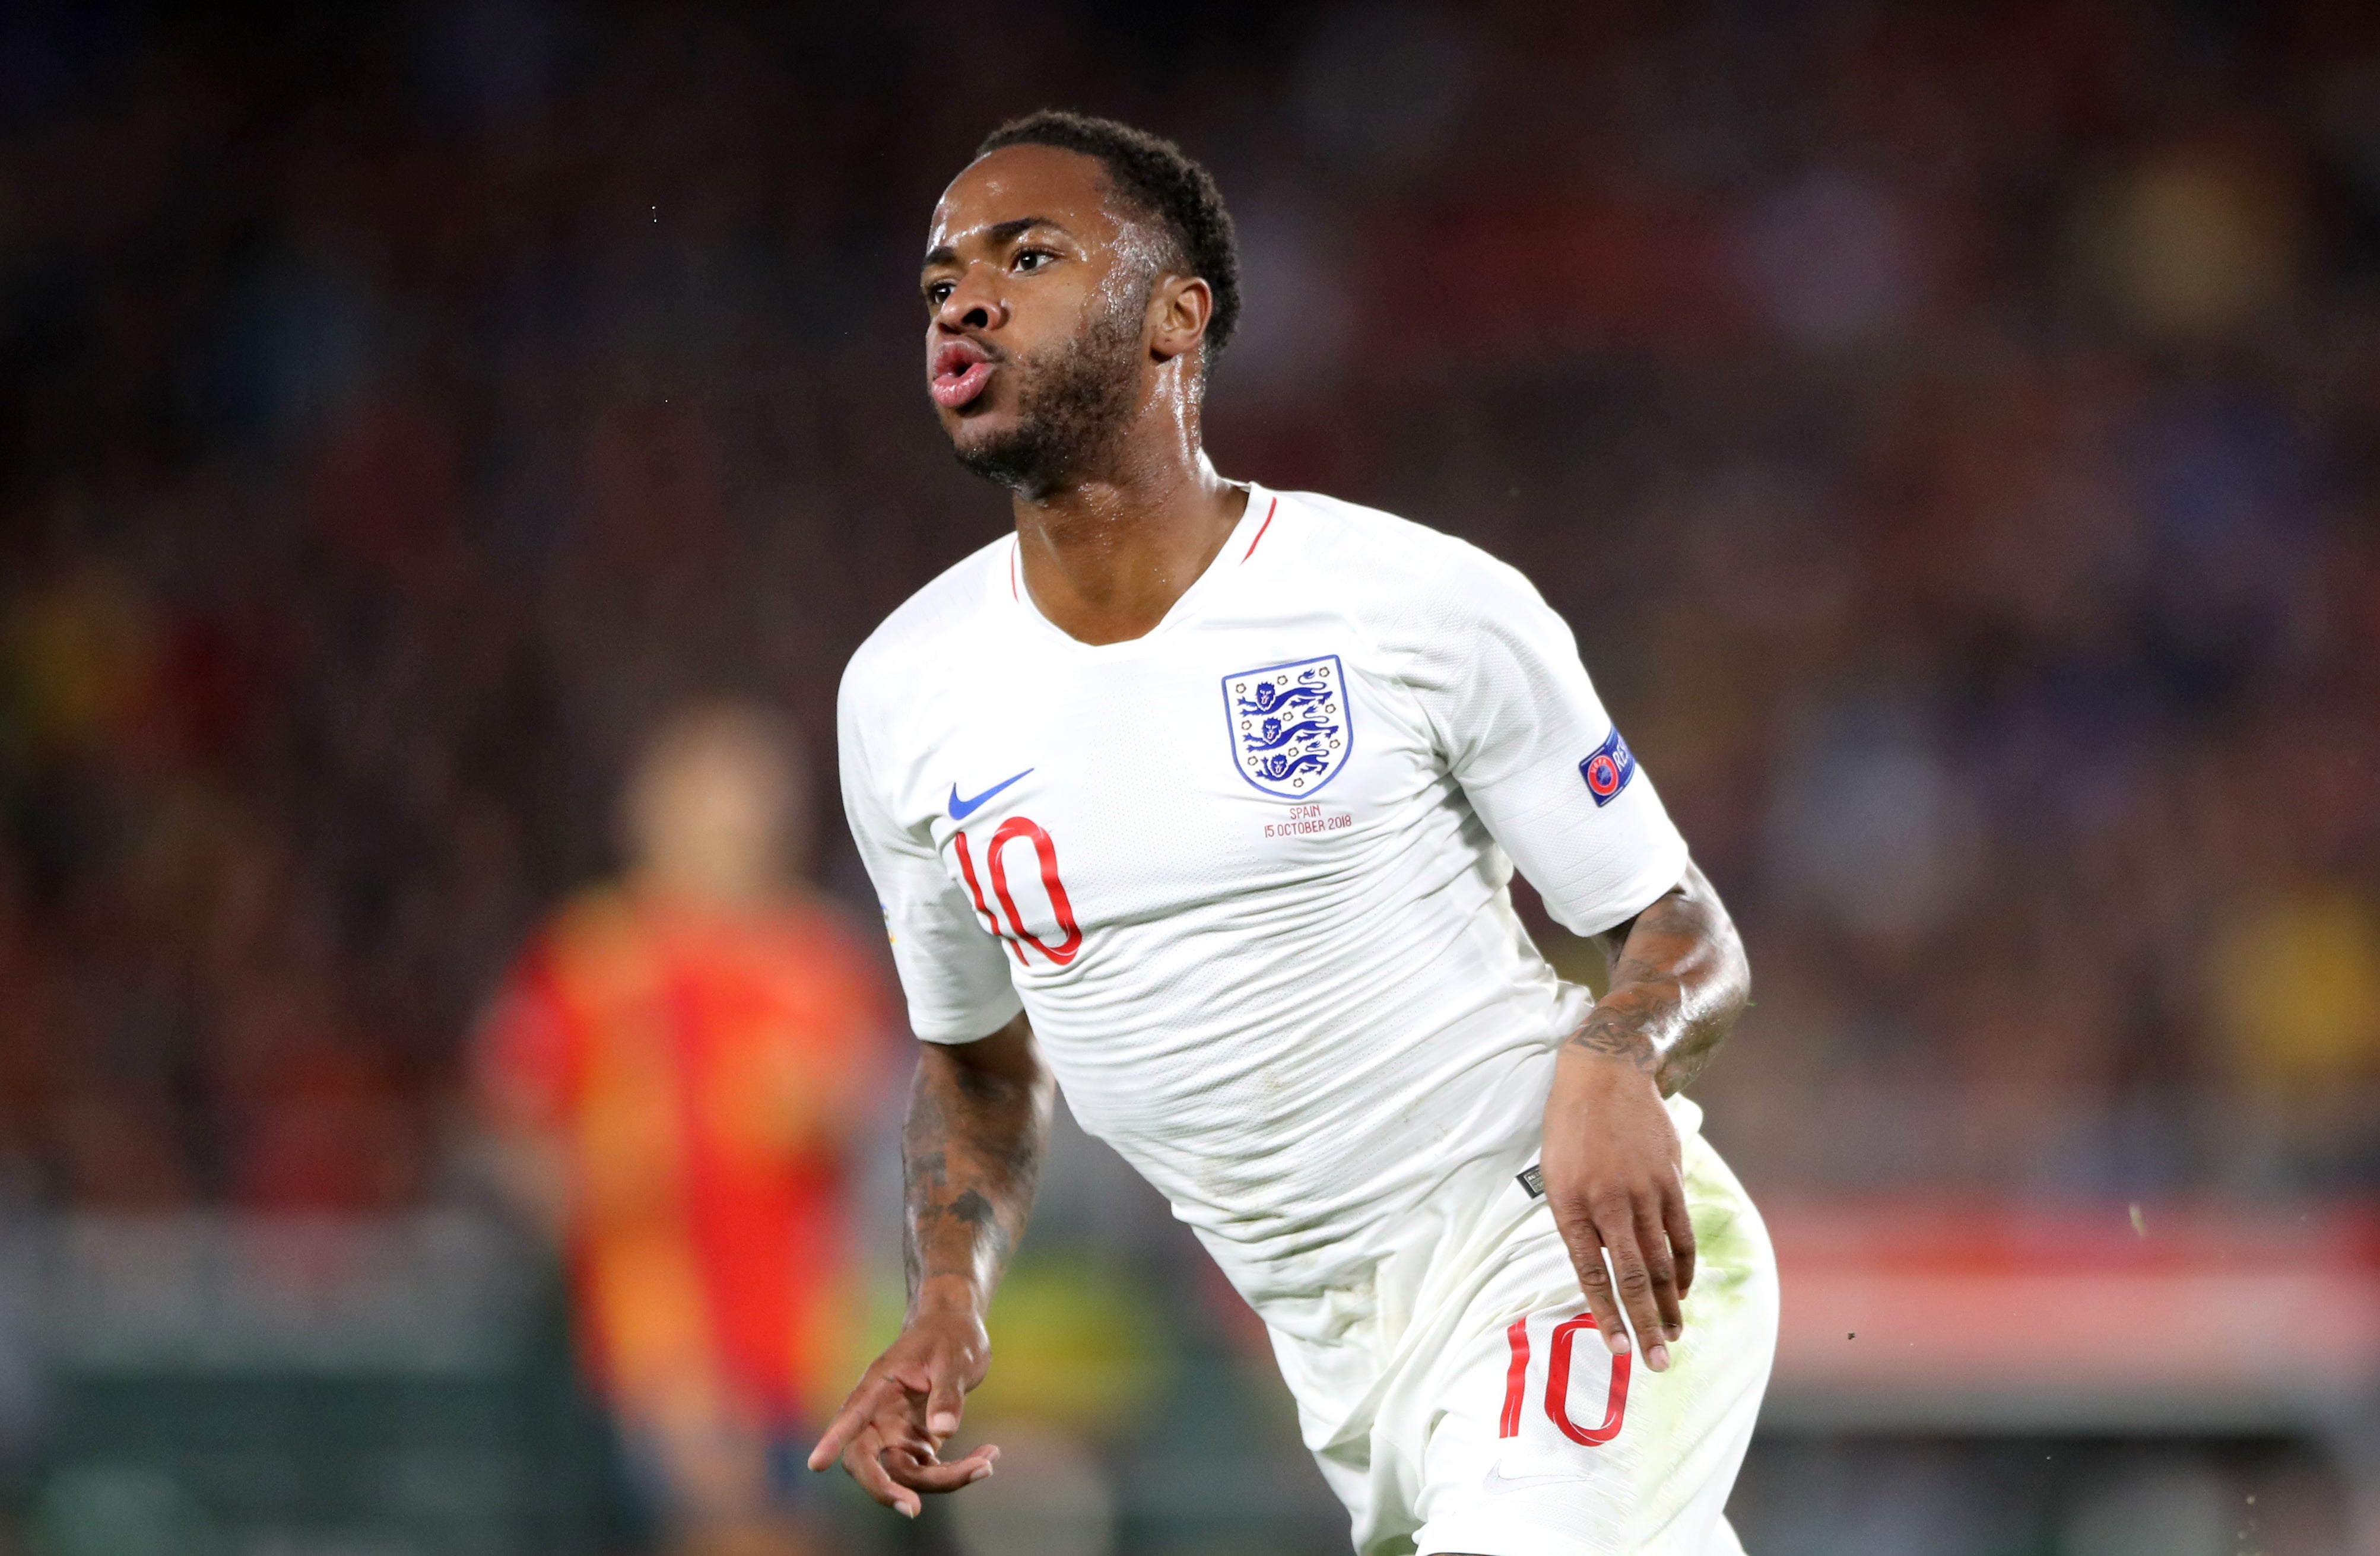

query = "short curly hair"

[{"left": 975, "top": 110, "right": 1240, "bottom": 379}]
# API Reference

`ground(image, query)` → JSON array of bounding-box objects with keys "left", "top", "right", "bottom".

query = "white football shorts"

[{"left": 1295, "top": 1126, "right": 1778, "bottom": 1555}]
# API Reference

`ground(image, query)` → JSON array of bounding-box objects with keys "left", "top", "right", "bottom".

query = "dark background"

[{"left": 2, "top": 3, "right": 2377, "bottom": 1554}]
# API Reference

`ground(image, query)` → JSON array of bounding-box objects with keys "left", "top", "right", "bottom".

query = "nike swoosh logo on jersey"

[
  {"left": 1481, "top": 1464, "right": 1588, "bottom": 1495},
  {"left": 948, "top": 768, "right": 1033, "bottom": 820}
]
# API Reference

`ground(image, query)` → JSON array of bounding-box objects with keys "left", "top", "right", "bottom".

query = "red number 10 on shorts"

[{"left": 1501, "top": 1308, "right": 1631, "bottom": 1446}]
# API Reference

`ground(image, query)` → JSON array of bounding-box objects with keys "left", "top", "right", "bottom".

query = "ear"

[{"left": 1147, "top": 274, "right": 1213, "bottom": 367}]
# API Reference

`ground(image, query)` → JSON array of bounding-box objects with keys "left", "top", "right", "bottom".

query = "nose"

[{"left": 938, "top": 266, "right": 1006, "bottom": 333}]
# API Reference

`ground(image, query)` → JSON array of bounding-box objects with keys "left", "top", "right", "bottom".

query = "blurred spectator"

[{"left": 473, "top": 701, "right": 891, "bottom": 1556}]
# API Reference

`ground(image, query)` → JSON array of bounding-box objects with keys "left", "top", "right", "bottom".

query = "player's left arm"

[
  {"left": 1402, "top": 539, "right": 1748, "bottom": 1373},
  {"left": 1540, "top": 859, "right": 1748, "bottom": 1374},
  {"left": 1576, "top": 859, "right": 1746, "bottom": 1098}
]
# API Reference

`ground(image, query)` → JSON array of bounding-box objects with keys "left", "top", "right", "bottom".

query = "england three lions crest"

[{"left": 1223, "top": 655, "right": 1353, "bottom": 797}]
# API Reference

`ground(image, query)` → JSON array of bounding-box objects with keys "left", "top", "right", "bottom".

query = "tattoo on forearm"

[
  {"left": 1566, "top": 1008, "right": 1659, "bottom": 1071},
  {"left": 948, "top": 1187, "right": 999, "bottom": 1227},
  {"left": 1562, "top": 868, "right": 1748, "bottom": 1095},
  {"left": 900, "top": 1031, "right": 1052, "bottom": 1310}
]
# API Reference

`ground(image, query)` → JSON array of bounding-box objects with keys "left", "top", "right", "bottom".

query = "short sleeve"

[
  {"left": 1402, "top": 547, "right": 1689, "bottom": 937},
  {"left": 837, "top": 668, "right": 1025, "bottom": 1043}
]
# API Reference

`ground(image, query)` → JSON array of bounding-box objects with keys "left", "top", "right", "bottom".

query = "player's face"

[{"left": 921, "top": 145, "right": 1153, "bottom": 490}]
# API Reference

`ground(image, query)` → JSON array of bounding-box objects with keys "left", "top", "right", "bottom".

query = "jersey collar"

[{"left": 1004, "top": 481, "right": 1275, "bottom": 650}]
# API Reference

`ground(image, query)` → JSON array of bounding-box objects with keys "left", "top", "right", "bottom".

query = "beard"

[{"left": 952, "top": 293, "right": 1144, "bottom": 498}]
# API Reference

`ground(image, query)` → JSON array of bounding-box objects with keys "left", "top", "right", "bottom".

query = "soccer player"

[
  {"left": 480, "top": 703, "right": 891, "bottom": 1556},
  {"left": 814, "top": 112, "right": 1778, "bottom": 1555}
]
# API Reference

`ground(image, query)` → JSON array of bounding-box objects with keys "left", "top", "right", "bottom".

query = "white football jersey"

[{"left": 838, "top": 484, "right": 1690, "bottom": 1352}]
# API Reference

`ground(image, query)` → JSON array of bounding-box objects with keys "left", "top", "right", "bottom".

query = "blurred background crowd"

[{"left": 2, "top": 2, "right": 2377, "bottom": 1554}]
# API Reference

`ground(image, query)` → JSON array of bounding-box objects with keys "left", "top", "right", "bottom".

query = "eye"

[
  {"left": 1015, "top": 247, "right": 1055, "bottom": 274},
  {"left": 925, "top": 280, "right": 954, "bottom": 305}
]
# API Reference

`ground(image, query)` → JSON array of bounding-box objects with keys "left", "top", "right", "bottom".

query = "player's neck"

[{"left": 1010, "top": 437, "right": 1246, "bottom": 646}]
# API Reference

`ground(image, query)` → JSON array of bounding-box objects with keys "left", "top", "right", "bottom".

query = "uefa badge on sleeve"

[
  {"left": 1223, "top": 655, "right": 1352, "bottom": 797},
  {"left": 1578, "top": 726, "right": 1636, "bottom": 806}
]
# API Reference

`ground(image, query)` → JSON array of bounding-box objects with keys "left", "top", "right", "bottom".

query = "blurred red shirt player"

[{"left": 475, "top": 701, "right": 891, "bottom": 1556}]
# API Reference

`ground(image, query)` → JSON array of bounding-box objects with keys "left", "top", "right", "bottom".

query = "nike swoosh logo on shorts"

[
  {"left": 1481, "top": 1464, "right": 1586, "bottom": 1495},
  {"left": 948, "top": 768, "right": 1033, "bottom": 820}
]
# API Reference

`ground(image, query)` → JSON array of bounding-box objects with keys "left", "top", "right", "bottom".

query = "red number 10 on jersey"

[{"left": 953, "top": 818, "right": 1083, "bottom": 966}]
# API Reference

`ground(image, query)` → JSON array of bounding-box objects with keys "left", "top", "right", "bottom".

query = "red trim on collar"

[{"left": 1240, "top": 496, "right": 1279, "bottom": 563}]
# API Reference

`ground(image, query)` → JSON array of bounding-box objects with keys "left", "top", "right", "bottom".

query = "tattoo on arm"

[
  {"left": 900, "top": 1017, "right": 1054, "bottom": 1313},
  {"left": 1562, "top": 863, "right": 1749, "bottom": 1095},
  {"left": 1567, "top": 1005, "right": 1662, "bottom": 1072}
]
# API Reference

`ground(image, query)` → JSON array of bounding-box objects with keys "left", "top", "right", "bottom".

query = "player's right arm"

[
  {"left": 829, "top": 634, "right": 1052, "bottom": 1512},
  {"left": 806, "top": 1010, "right": 1053, "bottom": 1514}
]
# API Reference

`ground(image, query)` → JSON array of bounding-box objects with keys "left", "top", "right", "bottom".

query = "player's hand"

[
  {"left": 806, "top": 1298, "right": 999, "bottom": 1516},
  {"left": 1541, "top": 1048, "right": 1695, "bottom": 1373}
]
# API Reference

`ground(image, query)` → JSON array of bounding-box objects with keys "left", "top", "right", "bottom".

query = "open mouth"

[{"left": 931, "top": 341, "right": 997, "bottom": 409}]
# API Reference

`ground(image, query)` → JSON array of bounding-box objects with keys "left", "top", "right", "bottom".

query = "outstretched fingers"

[
  {"left": 1572, "top": 1190, "right": 1683, "bottom": 1372},
  {"left": 1609, "top": 1195, "right": 1676, "bottom": 1371},
  {"left": 893, "top": 1440, "right": 1001, "bottom": 1491},
  {"left": 830, "top": 1418, "right": 1001, "bottom": 1516},
  {"left": 840, "top": 1424, "right": 916, "bottom": 1516},
  {"left": 811, "top": 1357, "right": 1000, "bottom": 1517},
  {"left": 1565, "top": 1211, "right": 1628, "bottom": 1361},
  {"left": 1635, "top": 1197, "right": 1684, "bottom": 1348},
  {"left": 808, "top": 1372, "right": 900, "bottom": 1472}
]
